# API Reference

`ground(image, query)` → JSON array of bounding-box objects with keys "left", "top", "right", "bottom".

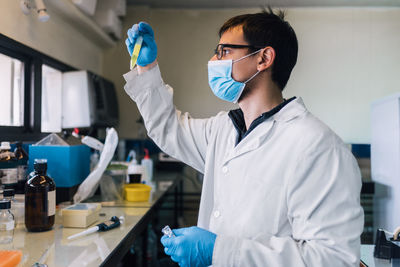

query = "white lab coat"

[{"left": 123, "top": 65, "right": 364, "bottom": 267}]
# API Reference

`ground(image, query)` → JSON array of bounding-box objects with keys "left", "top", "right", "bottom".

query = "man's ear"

[{"left": 257, "top": 47, "right": 275, "bottom": 72}]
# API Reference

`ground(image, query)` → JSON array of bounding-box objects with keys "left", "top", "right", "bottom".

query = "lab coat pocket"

[{"left": 233, "top": 171, "right": 285, "bottom": 237}]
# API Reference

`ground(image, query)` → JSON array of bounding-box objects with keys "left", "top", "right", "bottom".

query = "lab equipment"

[
  {"left": 2, "top": 189, "right": 24, "bottom": 225},
  {"left": 130, "top": 35, "right": 143, "bottom": 70},
  {"left": 0, "top": 142, "right": 18, "bottom": 191},
  {"left": 99, "top": 163, "right": 127, "bottom": 202},
  {"left": 124, "top": 184, "right": 151, "bottom": 202},
  {"left": 161, "top": 225, "right": 175, "bottom": 238},
  {"left": 34, "top": 133, "right": 68, "bottom": 146},
  {"left": 67, "top": 216, "right": 121, "bottom": 240},
  {"left": 61, "top": 203, "right": 101, "bottom": 228},
  {"left": 62, "top": 71, "right": 119, "bottom": 128},
  {"left": 29, "top": 134, "right": 91, "bottom": 204},
  {"left": 141, "top": 148, "right": 153, "bottom": 184},
  {"left": 25, "top": 159, "right": 56, "bottom": 232},
  {"left": 371, "top": 92, "right": 400, "bottom": 234},
  {"left": 126, "top": 22, "right": 157, "bottom": 67},
  {"left": 374, "top": 228, "right": 400, "bottom": 260},
  {"left": 73, "top": 128, "right": 119, "bottom": 203},
  {"left": 161, "top": 226, "right": 216, "bottom": 267},
  {"left": 127, "top": 150, "right": 144, "bottom": 183},
  {"left": 14, "top": 142, "right": 29, "bottom": 194},
  {"left": 0, "top": 200, "right": 14, "bottom": 244},
  {"left": 207, "top": 49, "right": 261, "bottom": 103}
]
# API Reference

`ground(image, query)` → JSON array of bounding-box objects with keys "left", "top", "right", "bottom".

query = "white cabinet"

[{"left": 371, "top": 92, "right": 400, "bottom": 233}]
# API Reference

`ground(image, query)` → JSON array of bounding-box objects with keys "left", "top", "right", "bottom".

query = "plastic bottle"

[
  {"left": 127, "top": 150, "right": 144, "bottom": 184},
  {"left": 25, "top": 159, "right": 56, "bottom": 232},
  {"left": 141, "top": 149, "right": 153, "bottom": 185},
  {"left": 0, "top": 200, "right": 14, "bottom": 244}
]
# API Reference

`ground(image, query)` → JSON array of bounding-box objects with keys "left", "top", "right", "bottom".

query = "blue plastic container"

[{"left": 28, "top": 145, "right": 90, "bottom": 188}]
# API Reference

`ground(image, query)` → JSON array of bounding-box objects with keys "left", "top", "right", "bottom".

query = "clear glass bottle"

[
  {"left": 0, "top": 200, "right": 14, "bottom": 244},
  {"left": 3, "top": 189, "right": 23, "bottom": 225},
  {"left": 25, "top": 159, "right": 56, "bottom": 232},
  {"left": 0, "top": 142, "right": 18, "bottom": 191}
]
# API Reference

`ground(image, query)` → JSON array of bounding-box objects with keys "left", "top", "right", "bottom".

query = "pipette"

[
  {"left": 130, "top": 35, "right": 143, "bottom": 70},
  {"left": 67, "top": 216, "right": 122, "bottom": 240}
]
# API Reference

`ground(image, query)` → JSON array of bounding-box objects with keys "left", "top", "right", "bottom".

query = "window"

[
  {"left": 0, "top": 33, "right": 74, "bottom": 141},
  {"left": 41, "top": 64, "right": 62, "bottom": 133},
  {"left": 0, "top": 53, "right": 25, "bottom": 127}
]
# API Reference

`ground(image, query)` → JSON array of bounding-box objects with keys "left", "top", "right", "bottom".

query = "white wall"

[
  {"left": 287, "top": 7, "right": 400, "bottom": 143},
  {"left": 105, "top": 7, "right": 400, "bottom": 143},
  {"left": 0, "top": 0, "right": 103, "bottom": 74},
  {"left": 2, "top": 2, "right": 399, "bottom": 143}
]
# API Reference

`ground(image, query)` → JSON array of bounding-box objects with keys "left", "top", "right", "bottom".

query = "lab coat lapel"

[
  {"left": 222, "top": 119, "right": 275, "bottom": 165},
  {"left": 221, "top": 97, "right": 307, "bottom": 165}
]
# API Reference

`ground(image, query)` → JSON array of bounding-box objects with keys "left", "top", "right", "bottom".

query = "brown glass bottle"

[
  {"left": 25, "top": 159, "right": 56, "bottom": 232},
  {"left": 14, "top": 142, "right": 29, "bottom": 194}
]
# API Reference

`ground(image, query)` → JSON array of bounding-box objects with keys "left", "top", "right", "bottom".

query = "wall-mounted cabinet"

[{"left": 46, "top": 0, "right": 116, "bottom": 48}]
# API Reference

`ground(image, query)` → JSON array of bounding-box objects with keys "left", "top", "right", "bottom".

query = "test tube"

[
  {"left": 130, "top": 36, "right": 143, "bottom": 70},
  {"left": 162, "top": 225, "right": 175, "bottom": 238}
]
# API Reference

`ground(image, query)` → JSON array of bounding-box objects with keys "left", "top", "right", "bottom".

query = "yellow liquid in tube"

[{"left": 130, "top": 36, "right": 143, "bottom": 70}]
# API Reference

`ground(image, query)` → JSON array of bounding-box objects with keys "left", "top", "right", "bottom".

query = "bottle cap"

[
  {"left": 0, "top": 200, "right": 11, "bottom": 209},
  {"left": 34, "top": 159, "right": 47, "bottom": 164},
  {"left": 34, "top": 159, "right": 48, "bottom": 172},
  {"left": 3, "top": 189, "right": 15, "bottom": 197},
  {"left": 144, "top": 148, "right": 150, "bottom": 159},
  {"left": 0, "top": 142, "right": 11, "bottom": 150}
]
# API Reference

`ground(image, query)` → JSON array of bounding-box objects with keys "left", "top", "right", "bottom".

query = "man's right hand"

[{"left": 125, "top": 22, "right": 158, "bottom": 67}]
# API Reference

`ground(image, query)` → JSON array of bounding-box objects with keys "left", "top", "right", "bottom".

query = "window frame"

[{"left": 0, "top": 34, "right": 75, "bottom": 141}]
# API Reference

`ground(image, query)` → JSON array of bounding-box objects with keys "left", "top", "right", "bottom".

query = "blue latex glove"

[
  {"left": 125, "top": 21, "right": 157, "bottom": 67},
  {"left": 161, "top": 226, "right": 216, "bottom": 267}
]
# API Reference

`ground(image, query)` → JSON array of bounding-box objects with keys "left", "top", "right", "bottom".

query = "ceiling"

[{"left": 127, "top": 0, "right": 400, "bottom": 8}]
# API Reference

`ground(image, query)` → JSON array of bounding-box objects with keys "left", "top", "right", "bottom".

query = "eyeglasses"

[{"left": 214, "top": 44, "right": 265, "bottom": 60}]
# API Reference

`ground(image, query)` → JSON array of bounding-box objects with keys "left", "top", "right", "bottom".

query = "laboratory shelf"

[{"left": 46, "top": 0, "right": 116, "bottom": 48}]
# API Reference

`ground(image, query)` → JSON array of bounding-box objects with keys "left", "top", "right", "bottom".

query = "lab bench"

[
  {"left": 0, "top": 172, "right": 184, "bottom": 267},
  {"left": 361, "top": 245, "right": 400, "bottom": 267}
]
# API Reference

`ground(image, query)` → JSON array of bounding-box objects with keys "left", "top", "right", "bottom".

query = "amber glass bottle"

[{"left": 25, "top": 159, "right": 56, "bottom": 232}]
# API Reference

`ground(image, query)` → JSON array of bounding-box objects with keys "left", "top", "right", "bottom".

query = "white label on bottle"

[
  {"left": 0, "top": 168, "right": 18, "bottom": 184},
  {"left": 48, "top": 190, "right": 56, "bottom": 216},
  {"left": 5, "top": 220, "right": 14, "bottom": 231}
]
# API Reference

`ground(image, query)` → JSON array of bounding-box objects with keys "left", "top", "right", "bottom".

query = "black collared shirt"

[{"left": 228, "top": 97, "right": 296, "bottom": 145}]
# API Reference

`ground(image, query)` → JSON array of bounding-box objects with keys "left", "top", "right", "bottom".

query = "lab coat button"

[
  {"left": 214, "top": 210, "right": 220, "bottom": 218},
  {"left": 222, "top": 166, "right": 228, "bottom": 174}
]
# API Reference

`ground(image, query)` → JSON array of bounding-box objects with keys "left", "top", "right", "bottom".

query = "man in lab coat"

[{"left": 123, "top": 8, "right": 364, "bottom": 267}]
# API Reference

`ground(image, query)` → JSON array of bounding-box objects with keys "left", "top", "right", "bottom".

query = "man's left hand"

[{"left": 160, "top": 226, "right": 217, "bottom": 267}]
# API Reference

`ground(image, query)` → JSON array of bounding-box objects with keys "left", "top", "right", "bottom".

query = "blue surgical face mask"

[{"left": 208, "top": 49, "right": 261, "bottom": 103}]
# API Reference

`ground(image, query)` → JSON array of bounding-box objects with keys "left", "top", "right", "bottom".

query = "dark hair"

[{"left": 219, "top": 7, "right": 298, "bottom": 90}]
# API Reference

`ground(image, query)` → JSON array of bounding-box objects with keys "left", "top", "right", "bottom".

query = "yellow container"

[{"left": 124, "top": 184, "right": 151, "bottom": 202}]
